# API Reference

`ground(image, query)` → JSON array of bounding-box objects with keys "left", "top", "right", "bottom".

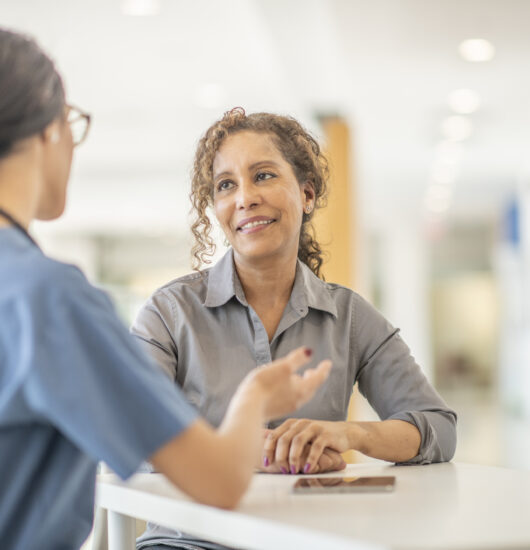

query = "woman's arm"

[
  {"left": 150, "top": 347, "right": 331, "bottom": 509},
  {"left": 262, "top": 418, "right": 420, "bottom": 474},
  {"left": 353, "top": 296, "right": 457, "bottom": 464},
  {"left": 262, "top": 294, "right": 457, "bottom": 474}
]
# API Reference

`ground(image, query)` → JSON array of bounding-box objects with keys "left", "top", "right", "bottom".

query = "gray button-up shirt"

[{"left": 132, "top": 249, "right": 456, "bottom": 464}]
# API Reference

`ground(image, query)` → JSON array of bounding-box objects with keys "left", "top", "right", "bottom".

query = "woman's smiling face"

[{"left": 212, "top": 131, "right": 314, "bottom": 266}]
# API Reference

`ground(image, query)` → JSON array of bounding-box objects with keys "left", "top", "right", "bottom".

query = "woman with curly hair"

[{"left": 132, "top": 108, "right": 457, "bottom": 550}]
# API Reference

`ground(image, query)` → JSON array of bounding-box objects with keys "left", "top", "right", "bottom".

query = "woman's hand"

[
  {"left": 259, "top": 440, "right": 346, "bottom": 474},
  {"left": 152, "top": 349, "right": 331, "bottom": 509},
  {"left": 263, "top": 418, "right": 354, "bottom": 474},
  {"left": 242, "top": 347, "right": 332, "bottom": 421}
]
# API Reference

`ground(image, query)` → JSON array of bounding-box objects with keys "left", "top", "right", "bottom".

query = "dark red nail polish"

[{"left": 304, "top": 348, "right": 313, "bottom": 357}]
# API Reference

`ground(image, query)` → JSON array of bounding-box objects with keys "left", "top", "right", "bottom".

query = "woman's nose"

[{"left": 236, "top": 179, "right": 261, "bottom": 209}]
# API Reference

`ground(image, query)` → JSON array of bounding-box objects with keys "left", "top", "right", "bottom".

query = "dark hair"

[
  {"left": 0, "top": 28, "right": 65, "bottom": 160},
  {"left": 190, "top": 108, "right": 329, "bottom": 278}
]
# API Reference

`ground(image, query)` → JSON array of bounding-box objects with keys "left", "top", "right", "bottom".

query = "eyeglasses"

[{"left": 66, "top": 104, "right": 91, "bottom": 146}]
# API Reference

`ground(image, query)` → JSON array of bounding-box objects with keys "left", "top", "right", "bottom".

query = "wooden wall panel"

[{"left": 314, "top": 116, "right": 359, "bottom": 463}]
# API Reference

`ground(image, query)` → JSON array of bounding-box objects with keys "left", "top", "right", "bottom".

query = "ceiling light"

[
  {"left": 458, "top": 39, "right": 495, "bottom": 62},
  {"left": 448, "top": 88, "right": 481, "bottom": 114},
  {"left": 441, "top": 115, "right": 473, "bottom": 142},
  {"left": 435, "top": 141, "right": 464, "bottom": 165},
  {"left": 121, "top": 0, "right": 160, "bottom": 16}
]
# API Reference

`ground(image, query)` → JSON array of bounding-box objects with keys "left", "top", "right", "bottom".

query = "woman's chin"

[{"left": 36, "top": 202, "right": 66, "bottom": 221}]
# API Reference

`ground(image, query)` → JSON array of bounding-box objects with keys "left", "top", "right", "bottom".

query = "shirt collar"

[
  {"left": 204, "top": 248, "right": 337, "bottom": 318},
  {"left": 291, "top": 260, "right": 338, "bottom": 318},
  {"left": 204, "top": 249, "right": 247, "bottom": 307}
]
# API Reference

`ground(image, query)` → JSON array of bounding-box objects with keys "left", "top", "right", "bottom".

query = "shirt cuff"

[{"left": 387, "top": 411, "right": 437, "bottom": 465}]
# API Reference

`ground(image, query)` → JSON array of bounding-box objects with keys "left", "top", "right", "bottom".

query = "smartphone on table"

[{"left": 292, "top": 476, "right": 395, "bottom": 494}]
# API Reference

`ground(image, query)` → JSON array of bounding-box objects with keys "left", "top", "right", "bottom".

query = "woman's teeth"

[{"left": 240, "top": 220, "right": 274, "bottom": 230}]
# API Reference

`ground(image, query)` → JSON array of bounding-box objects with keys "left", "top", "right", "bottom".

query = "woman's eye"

[
  {"left": 217, "top": 180, "right": 234, "bottom": 192},
  {"left": 256, "top": 172, "right": 275, "bottom": 182}
]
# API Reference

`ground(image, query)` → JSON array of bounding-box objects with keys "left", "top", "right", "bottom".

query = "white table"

[{"left": 96, "top": 462, "right": 530, "bottom": 550}]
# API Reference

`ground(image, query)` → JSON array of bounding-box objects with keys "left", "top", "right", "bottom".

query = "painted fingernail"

[
  {"left": 304, "top": 348, "right": 313, "bottom": 357},
  {"left": 303, "top": 463, "right": 311, "bottom": 473},
  {"left": 290, "top": 465, "right": 297, "bottom": 474},
  {"left": 263, "top": 456, "right": 269, "bottom": 467},
  {"left": 280, "top": 467, "right": 288, "bottom": 474}
]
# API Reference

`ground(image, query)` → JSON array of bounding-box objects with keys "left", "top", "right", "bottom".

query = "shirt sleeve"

[
  {"left": 353, "top": 295, "right": 457, "bottom": 464},
  {"left": 131, "top": 291, "right": 178, "bottom": 382},
  {"left": 20, "top": 265, "right": 198, "bottom": 479}
]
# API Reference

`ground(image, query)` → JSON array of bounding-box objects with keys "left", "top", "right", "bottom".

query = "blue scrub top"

[{"left": 0, "top": 227, "right": 198, "bottom": 550}]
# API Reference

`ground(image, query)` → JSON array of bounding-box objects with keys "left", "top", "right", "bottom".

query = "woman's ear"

[
  {"left": 41, "top": 119, "right": 61, "bottom": 145},
  {"left": 302, "top": 181, "right": 315, "bottom": 200},
  {"left": 301, "top": 182, "right": 316, "bottom": 216}
]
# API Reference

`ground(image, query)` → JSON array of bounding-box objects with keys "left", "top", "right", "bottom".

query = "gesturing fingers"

[
  {"left": 254, "top": 348, "right": 331, "bottom": 421},
  {"left": 295, "top": 360, "right": 332, "bottom": 407}
]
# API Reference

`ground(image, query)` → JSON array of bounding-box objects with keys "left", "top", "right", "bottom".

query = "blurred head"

[
  {"left": 190, "top": 108, "right": 329, "bottom": 277},
  {"left": 0, "top": 28, "right": 75, "bottom": 220}
]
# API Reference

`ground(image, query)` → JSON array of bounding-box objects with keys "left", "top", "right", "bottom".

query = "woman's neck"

[
  {"left": 234, "top": 251, "right": 298, "bottom": 309},
  {"left": 0, "top": 196, "right": 32, "bottom": 229},
  {"left": 234, "top": 251, "right": 299, "bottom": 342},
  {"left": 0, "top": 148, "right": 41, "bottom": 229}
]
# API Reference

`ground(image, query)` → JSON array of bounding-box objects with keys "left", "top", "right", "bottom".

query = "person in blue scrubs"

[{"left": 0, "top": 28, "right": 332, "bottom": 550}]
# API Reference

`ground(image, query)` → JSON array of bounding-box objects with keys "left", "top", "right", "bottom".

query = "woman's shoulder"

[
  {"left": 303, "top": 268, "right": 385, "bottom": 323},
  {"left": 302, "top": 266, "right": 362, "bottom": 303},
  {"left": 324, "top": 281, "right": 372, "bottom": 306},
  {"left": 4, "top": 250, "right": 112, "bottom": 319},
  {"left": 300, "top": 265, "right": 377, "bottom": 325},
  {"left": 320, "top": 279, "right": 356, "bottom": 295},
  {"left": 310, "top": 277, "right": 397, "bottom": 349},
  {"left": 144, "top": 269, "right": 211, "bottom": 308},
  {"left": 325, "top": 281, "right": 385, "bottom": 317},
  {"left": 16, "top": 250, "right": 89, "bottom": 295}
]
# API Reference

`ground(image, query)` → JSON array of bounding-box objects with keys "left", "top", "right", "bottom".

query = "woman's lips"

[
  {"left": 236, "top": 216, "right": 276, "bottom": 233},
  {"left": 238, "top": 219, "right": 275, "bottom": 234}
]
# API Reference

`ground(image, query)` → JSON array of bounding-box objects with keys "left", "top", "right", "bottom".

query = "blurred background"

[{"left": 3, "top": 0, "right": 530, "bottom": 469}]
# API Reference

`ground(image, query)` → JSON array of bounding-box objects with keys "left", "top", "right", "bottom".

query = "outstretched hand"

[{"left": 246, "top": 347, "right": 332, "bottom": 421}]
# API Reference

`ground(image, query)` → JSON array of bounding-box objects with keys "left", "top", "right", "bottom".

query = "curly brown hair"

[{"left": 190, "top": 107, "right": 329, "bottom": 277}]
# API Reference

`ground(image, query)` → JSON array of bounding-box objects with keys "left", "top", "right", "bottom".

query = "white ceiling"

[{"left": 2, "top": 0, "right": 530, "bottom": 235}]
